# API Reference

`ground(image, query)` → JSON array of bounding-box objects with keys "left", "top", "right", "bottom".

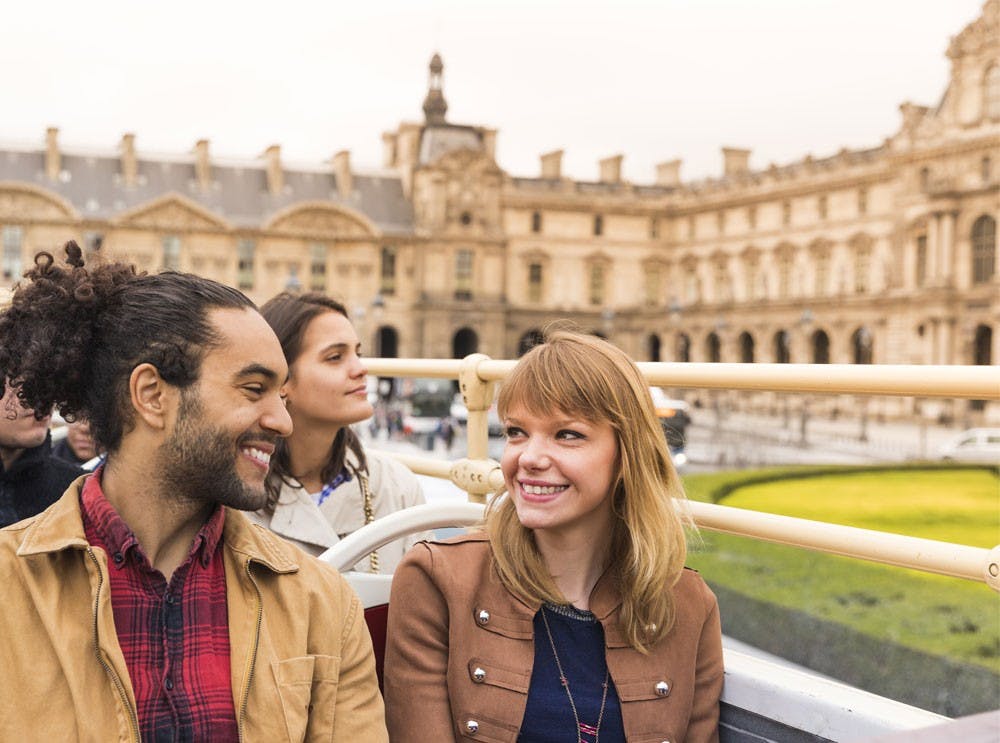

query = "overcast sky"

[{"left": 1, "top": 0, "right": 985, "bottom": 182}]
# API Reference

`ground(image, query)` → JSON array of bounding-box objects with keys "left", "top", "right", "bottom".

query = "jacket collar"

[
  {"left": 0, "top": 432, "right": 54, "bottom": 480},
  {"left": 16, "top": 476, "right": 301, "bottom": 576}
]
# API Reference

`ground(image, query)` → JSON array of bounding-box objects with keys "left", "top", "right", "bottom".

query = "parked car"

[{"left": 938, "top": 428, "right": 1000, "bottom": 464}]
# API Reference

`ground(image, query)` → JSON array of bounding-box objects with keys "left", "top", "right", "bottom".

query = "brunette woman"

[
  {"left": 253, "top": 291, "right": 430, "bottom": 572},
  {"left": 384, "top": 330, "right": 723, "bottom": 742}
]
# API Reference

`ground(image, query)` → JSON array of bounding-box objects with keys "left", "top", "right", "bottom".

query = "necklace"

[{"left": 540, "top": 606, "right": 610, "bottom": 743}]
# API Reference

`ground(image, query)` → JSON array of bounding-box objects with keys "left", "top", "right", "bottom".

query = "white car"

[{"left": 938, "top": 428, "right": 1000, "bottom": 464}]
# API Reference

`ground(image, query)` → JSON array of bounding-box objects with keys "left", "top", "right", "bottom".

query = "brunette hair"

[
  {"left": 486, "top": 330, "right": 692, "bottom": 652},
  {"left": 0, "top": 241, "right": 253, "bottom": 452},
  {"left": 260, "top": 291, "right": 367, "bottom": 508}
]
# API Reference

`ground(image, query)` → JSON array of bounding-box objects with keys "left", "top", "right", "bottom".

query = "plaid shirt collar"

[{"left": 80, "top": 467, "right": 226, "bottom": 569}]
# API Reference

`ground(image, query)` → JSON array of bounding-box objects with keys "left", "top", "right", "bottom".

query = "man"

[
  {"left": 52, "top": 417, "right": 100, "bottom": 467},
  {"left": 0, "top": 243, "right": 387, "bottom": 741},
  {"left": 0, "top": 383, "right": 83, "bottom": 527}
]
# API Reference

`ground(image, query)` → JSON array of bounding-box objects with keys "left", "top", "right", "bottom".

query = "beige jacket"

[
  {"left": 0, "top": 479, "right": 388, "bottom": 743},
  {"left": 253, "top": 449, "right": 431, "bottom": 573},
  {"left": 385, "top": 534, "right": 723, "bottom": 743}
]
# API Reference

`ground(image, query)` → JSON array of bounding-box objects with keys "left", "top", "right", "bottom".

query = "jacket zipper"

[
  {"left": 237, "top": 558, "right": 263, "bottom": 742},
  {"left": 87, "top": 547, "right": 141, "bottom": 743}
]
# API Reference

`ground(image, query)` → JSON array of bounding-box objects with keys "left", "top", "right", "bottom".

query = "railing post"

[{"left": 459, "top": 353, "right": 499, "bottom": 502}]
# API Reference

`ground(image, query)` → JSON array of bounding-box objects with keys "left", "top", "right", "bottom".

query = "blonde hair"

[{"left": 486, "top": 330, "right": 691, "bottom": 652}]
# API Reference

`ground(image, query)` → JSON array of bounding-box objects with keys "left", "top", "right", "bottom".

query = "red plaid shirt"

[{"left": 80, "top": 472, "right": 238, "bottom": 743}]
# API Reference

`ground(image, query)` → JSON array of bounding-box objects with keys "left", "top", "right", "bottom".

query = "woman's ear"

[{"left": 128, "top": 363, "right": 178, "bottom": 431}]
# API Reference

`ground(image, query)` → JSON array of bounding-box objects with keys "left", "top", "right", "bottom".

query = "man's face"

[
  {"left": 0, "top": 384, "right": 50, "bottom": 453},
  {"left": 66, "top": 419, "right": 98, "bottom": 461},
  {"left": 155, "top": 308, "right": 292, "bottom": 511}
]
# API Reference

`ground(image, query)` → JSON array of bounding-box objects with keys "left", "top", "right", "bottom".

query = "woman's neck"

[
  {"left": 286, "top": 423, "right": 343, "bottom": 493},
  {"left": 535, "top": 530, "right": 612, "bottom": 611}
]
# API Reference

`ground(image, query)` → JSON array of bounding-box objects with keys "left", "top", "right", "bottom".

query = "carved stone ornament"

[
  {"left": 122, "top": 200, "right": 225, "bottom": 232},
  {"left": 0, "top": 188, "right": 74, "bottom": 221},
  {"left": 270, "top": 207, "right": 371, "bottom": 238}
]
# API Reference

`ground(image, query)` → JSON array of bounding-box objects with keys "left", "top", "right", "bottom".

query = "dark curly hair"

[
  {"left": 0, "top": 241, "right": 254, "bottom": 452},
  {"left": 260, "top": 291, "right": 367, "bottom": 509}
]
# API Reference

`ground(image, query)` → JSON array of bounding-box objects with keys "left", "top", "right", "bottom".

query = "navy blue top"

[{"left": 518, "top": 604, "right": 625, "bottom": 742}]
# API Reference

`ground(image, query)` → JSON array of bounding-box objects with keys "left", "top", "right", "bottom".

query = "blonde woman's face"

[{"left": 501, "top": 404, "right": 618, "bottom": 541}]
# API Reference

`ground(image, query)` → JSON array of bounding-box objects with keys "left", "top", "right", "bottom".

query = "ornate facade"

[{"left": 0, "top": 4, "right": 997, "bottom": 417}]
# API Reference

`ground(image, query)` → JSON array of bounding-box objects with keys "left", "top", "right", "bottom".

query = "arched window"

[
  {"left": 739, "top": 332, "right": 755, "bottom": 363},
  {"left": 773, "top": 330, "right": 791, "bottom": 364},
  {"left": 852, "top": 327, "right": 874, "bottom": 365},
  {"left": 376, "top": 326, "right": 399, "bottom": 358},
  {"left": 517, "top": 329, "right": 544, "bottom": 356},
  {"left": 647, "top": 333, "right": 661, "bottom": 362},
  {"left": 985, "top": 64, "right": 1000, "bottom": 120},
  {"left": 676, "top": 333, "right": 691, "bottom": 363},
  {"left": 452, "top": 327, "right": 478, "bottom": 358},
  {"left": 706, "top": 332, "right": 721, "bottom": 363},
  {"left": 971, "top": 215, "right": 996, "bottom": 284},
  {"left": 812, "top": 329, "right": 830, "bottom": 364}
]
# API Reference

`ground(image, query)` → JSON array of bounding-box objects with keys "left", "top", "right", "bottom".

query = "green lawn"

[{"left": 681, "top": 467, "right": 1000, "bottom": 671}]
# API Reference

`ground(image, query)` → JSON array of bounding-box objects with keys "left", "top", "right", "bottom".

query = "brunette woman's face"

[
  {"left": 282, "top": 311, "right": 373, "bottom": 430},
  {"left": 501, "top": 404, "right": 619, "bottom": 541}
]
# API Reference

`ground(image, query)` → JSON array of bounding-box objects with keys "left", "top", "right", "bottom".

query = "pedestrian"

[
  {"left": 0, "top": 243, "right": 387, "bottom": 741},
  {"left": 251, "top": 291, "right": 430, "bottom": 573},
  {"left": 385, "top": 330, "right": 723, "bottom": 742},
  {"left": 52, "top": 417, "right": 100, "bottom": 467},
  {"left": 0, "top": 383, "right": 83, "bottom": 527}
]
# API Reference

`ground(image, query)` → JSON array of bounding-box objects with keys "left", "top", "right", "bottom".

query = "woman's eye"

[
  {"left": 556, "top": 429, "right": 584, "bottom": 441},
  {"left": 504, "top": 426, "right": 525, "bottom": 439},
  {"left": 325, "top": 355, "right": 342, "bottom": 363}
]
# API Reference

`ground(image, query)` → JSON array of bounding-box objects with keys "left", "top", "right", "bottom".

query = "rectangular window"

[
  {"left": 380, "top": 246, "right": 397, "bottom": 296},
  {"left": 818, "top": 195, "right": 828, "bottom": 220},
  {"left": 531, "top": 211, "right": 542, "bottom": 234},
  {"left": 309, "top": 243, "right": 327, "bottom": 291},
  {"left": 649, "top": 218, "right": 658, "bottom": 240},
  {"left": 915, "top": 236, "right": 927, "bottom": 286},
  {"left": 589, "top": 264, "right": 605, "bottom": 305},
  {"left": 858, "top": 188, "right": 868, "bottom": 216},
  {"left": 782, "top": 200, "right": 791, "bottom": 226},
  {"left": 455, "top": 249, "right": 473, "bottom": 300},
  {"left": 593, "top": 214, "right": 603, "bottom": 237},
  {"left": 2, "top": 225, "right": 23, "bottom": 281},
  {"left": 643, "top": 265, "right": 661, "bottom": 306},
  {"left": 237, "top": 238, "right": 255, "bottom": 290},
  {"left": 855, "top": 250, "right": 871, "bottom": 293},
  {"left": 162, "top": 235, "right": 181, "bottom": 271},
  {"left": 528, "top": 262, "right": 543, "bottom": 303}
]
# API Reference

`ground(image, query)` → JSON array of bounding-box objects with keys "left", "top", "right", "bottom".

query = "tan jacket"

[
  {"left": 384, "top": 534, "right": 723, "bottom": 743},
  {"left": 0, "top": 479, "right": 388, "bottom": 743},
  {"left": 252, "top": 449, "right": 432, "bottom": 573}
]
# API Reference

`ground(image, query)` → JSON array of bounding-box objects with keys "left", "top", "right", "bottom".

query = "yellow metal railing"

[{"left": 367, "top": 355, "right": 1000, "bottom": 593}]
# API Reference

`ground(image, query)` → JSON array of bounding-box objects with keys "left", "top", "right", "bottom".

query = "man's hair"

[
  {"left": 487, "top": 330, "right": 693, "bottom": 652},
  {"left": 0, "top": 241, "right": 254, "bottom": 452},
  {"left": 259, "top": 291, "right": 367, "bottom": 509}
]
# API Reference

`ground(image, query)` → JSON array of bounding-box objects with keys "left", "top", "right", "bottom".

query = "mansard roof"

[{"left": 0, "top": 146, "right": 414, "bottom": 234}]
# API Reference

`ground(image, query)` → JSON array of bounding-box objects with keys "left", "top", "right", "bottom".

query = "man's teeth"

[
  {"left": 522, "top": 483, "right": 566, "bottom": 495},
  {"left": 245, "top": 447, "right": 271, "bottom": 466}
]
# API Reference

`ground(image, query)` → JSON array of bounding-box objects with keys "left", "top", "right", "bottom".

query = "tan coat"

[
  {"left": 384, "top": 534, "right": 723, "bottom": 743},
  {"left": 0, "top": 479, "right": 388, "bottom": 743}
]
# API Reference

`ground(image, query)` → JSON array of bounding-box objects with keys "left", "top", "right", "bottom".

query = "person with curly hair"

[
  {"left": 384, "top": 331, "right": 723, "bottom": 742},
  {"left": 0, "top": 242, "right": 387, "bottom": 742}
]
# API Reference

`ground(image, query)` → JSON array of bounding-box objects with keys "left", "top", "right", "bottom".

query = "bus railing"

[{"left": 366, "top": 354, "right": 1000, "bottom": 594}]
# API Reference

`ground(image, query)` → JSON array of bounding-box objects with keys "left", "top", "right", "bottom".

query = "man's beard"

[{"left": 156, "top": 390, "right": 273, "bottom": 512}]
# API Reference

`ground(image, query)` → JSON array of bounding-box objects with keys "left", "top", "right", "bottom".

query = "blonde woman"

[{"left": 385, "top": 331, "right": 723, "bottom": 742}]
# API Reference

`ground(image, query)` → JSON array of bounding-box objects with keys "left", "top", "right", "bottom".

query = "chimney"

[
  {"left": 382, "top": 132, "right": 398, "bottom": 168},
  {"left": 194, "top": 139, "right": 211, "bottom": 191},
  {"left": 120, "top": 133, "right": 137, "bottom": 187},
  {"left": 599, "top": 154, "right": 624, "bottom": 184},
  {"left": 263, "top": 144, "right": 283, "bottom": 196},
  {"left": 656, "top": 159, "right": 682, "bottom": 187},
  {"left": 722, "top": 147, "right": 751, "bottom": 177},
  {"left": 45, "top": 127, "right": 60, "bottom": 181},
  {"left": 481, "top": 128, "right": 497, "bottom": 159},
  {"left": 332, "top": 150, "right": 352, "bottom": 199},
  {"left": 540, "top": 149, "right": 563, "bottom": 179}
]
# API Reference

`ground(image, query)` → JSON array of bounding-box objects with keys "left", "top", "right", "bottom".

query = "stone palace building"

[{"left": 0, "top": 2, "right": 996, "bottom": 418}]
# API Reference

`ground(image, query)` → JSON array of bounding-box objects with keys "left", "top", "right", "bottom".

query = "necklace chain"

[{"left": 540, "top": 606, "right": 609, "bottom": 743}]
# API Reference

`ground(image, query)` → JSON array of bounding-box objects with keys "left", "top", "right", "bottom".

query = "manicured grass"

[{"left": 680, "top": 467, "right": 1000, "bottom": 671}]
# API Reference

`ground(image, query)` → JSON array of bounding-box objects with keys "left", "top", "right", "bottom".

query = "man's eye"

[{"left": 244, "top": 385, "right": 264, "bottom": 395}]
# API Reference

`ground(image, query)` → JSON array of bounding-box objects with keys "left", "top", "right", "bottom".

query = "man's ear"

[{"left": 128, "top": 363, "right": 178, "bottom": 431}]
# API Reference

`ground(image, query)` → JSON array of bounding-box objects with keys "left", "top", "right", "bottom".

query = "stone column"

[
  {"left": 926, "top": 213, "right": 940, "bottom": 284},
  {"left": 939, "top": 211, "right": 956, "bottom": 285}
]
